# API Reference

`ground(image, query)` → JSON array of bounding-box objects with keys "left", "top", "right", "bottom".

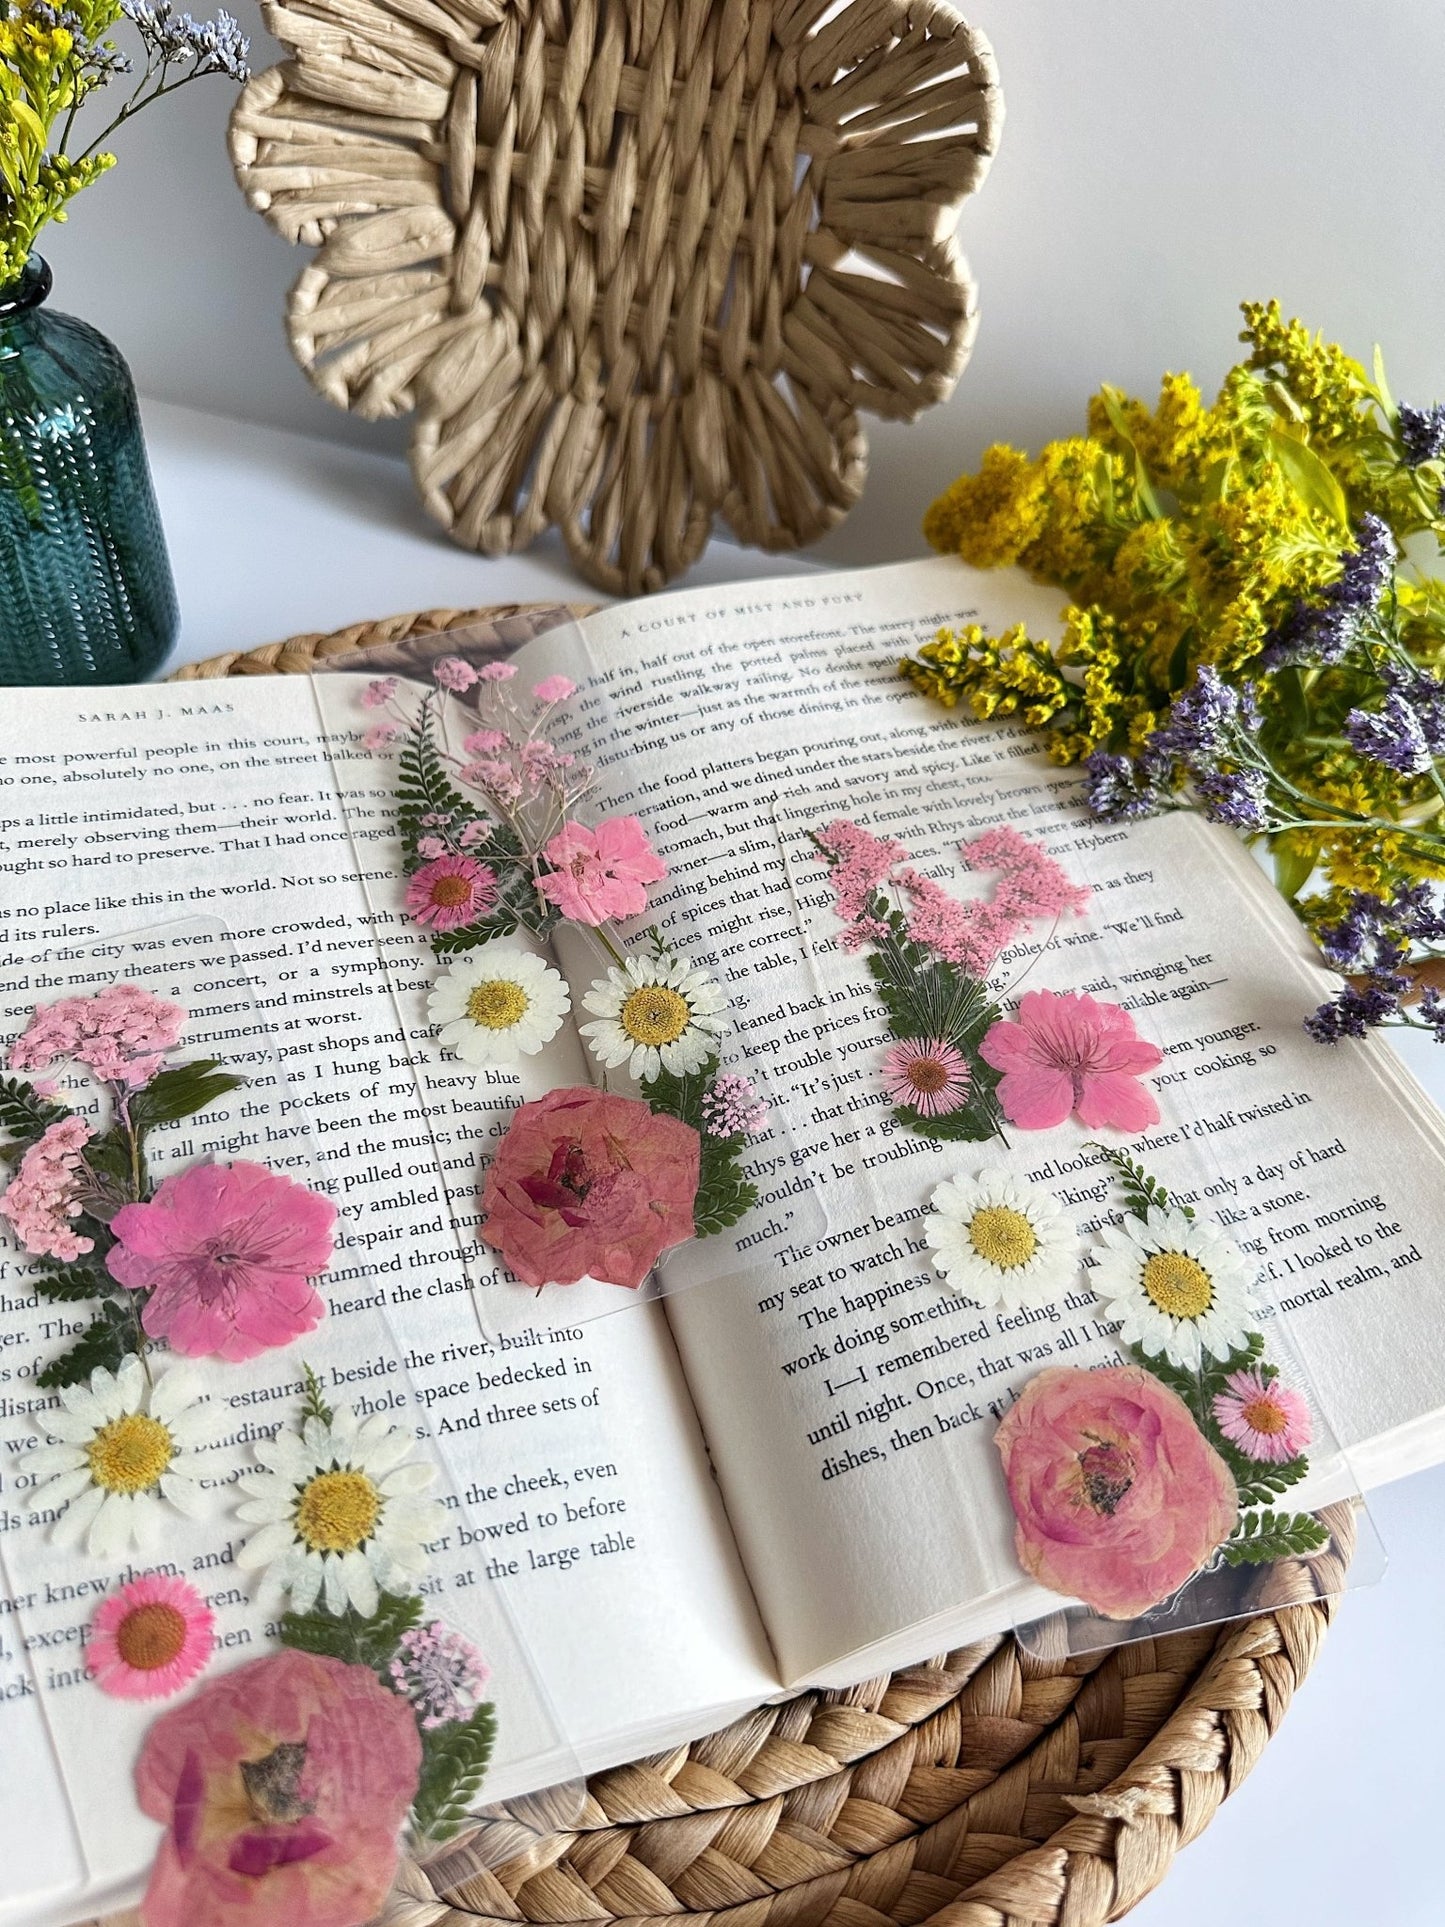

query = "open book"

[{"left": 4, "top": 555, "right": 1445, "bottom": 1925}]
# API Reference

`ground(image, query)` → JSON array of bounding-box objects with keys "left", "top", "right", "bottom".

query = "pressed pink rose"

[
  {"left": 979, "top": 989, "right": 1163, "bottom": 1132},
  {"left": 995, "top": 1364, "right": 1237, "bottom": 1620},
  {"left": 538, "top": 817, "right": 668, "bottom": 924},
  {"left": 404, "top": 854, "right": 498, "bottom": 931},
  {"left": 135, "top": 1647, "right": 420, "bottom": 1927},
  {"left": 481, "top": 1086, "right": 698, "bottom": 1289},
  {"left": 107, "top": 1161, "right": 336, "bottom": 1361}
]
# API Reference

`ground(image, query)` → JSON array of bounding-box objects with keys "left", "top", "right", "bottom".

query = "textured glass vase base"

[{"left": 0, "top": 259, "right": 179, "bottom": 685}]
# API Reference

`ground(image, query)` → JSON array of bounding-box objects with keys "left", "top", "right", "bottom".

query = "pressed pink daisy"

[
  {"left": 1212, "top": 1368, "right": 1312, "bottom": 1463},
  {"left": 881, "top": 1037, "right": 971, "bottom": 1117},
  {"left": 87, "top": 1574, "right": 215, "bottom": 1701},
  {"left": 404, "top": 854, "right": 498, "bottom": 931}
]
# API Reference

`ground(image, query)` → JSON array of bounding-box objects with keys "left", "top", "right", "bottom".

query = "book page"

[
  {"left": 0, "top": 682, "right": 776, "bottom": 1919},
  {"left": 514, "top": 556, "right": 1445, "bottom": 1681}
]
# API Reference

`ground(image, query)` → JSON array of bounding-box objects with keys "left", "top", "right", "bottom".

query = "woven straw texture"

[
  {"left": 126, "top": 603, "right": 1355, "bottom": 1927},
  {"left": 229, "top": 0, "right": 1001, "bottom": 595}
]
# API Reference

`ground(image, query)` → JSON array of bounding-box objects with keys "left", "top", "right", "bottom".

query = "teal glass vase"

[{"left": 0, "top": 257, "right": 178, "bottom": 684}]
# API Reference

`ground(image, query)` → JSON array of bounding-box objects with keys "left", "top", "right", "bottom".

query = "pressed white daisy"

[
  {"left": 924, "top": 1170, "right": 1081, "bottom": 1311},
  {"left": 579, "top": 953, "right": 729, "bottom": 1081},
  {"left": 235, "top": 1403, "right": 447, "bottom": 1617},
  {"left": 28, "top": 1356, "right": 220, "bottom": 1560},
  {"left": 427, "top": 948, "right": 570, "bottom": 1065},
  {"left": 1091, "top": 1206, "right": 1255, "bottom": 1369}
]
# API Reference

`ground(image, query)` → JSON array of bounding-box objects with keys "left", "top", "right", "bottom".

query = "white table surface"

[{"left": 142, "top": 395, "right": 1445, "bottom": 1927}]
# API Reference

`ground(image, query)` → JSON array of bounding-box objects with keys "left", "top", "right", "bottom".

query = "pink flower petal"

[
  {"left": 994, "top": 1064, "right": 1076, "bottom": 1131},
  {"left": 1072, "top": 1069, "right": 1161, "bottom": 1132}
]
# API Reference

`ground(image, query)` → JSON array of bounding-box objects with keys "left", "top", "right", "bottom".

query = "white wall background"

[{"left": 41, "top": 0, "right": 1445, "bottom": 573}]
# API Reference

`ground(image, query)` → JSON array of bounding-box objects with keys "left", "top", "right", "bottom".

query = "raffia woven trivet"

[{"left": 86, "top": 605, "right": 1356, "bottom": 1927}]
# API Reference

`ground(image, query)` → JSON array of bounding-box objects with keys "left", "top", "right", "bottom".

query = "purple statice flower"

[
  {"left": 1344, "top": 689, "right": 1434, "bottom": 774},
  {"left": 389, "top": 1622, "right": 490, "bottom": 1730},
  {"left": 1316, "top": 891, "right": 1391, "bottom": 972},
  {"left": 702, "top": 1072, "right": 769, "bottom": 1139},
  {"left": 1417, "top": 986, "right": 1445, "bottom": 1040},
  {"left": 1151, "top": 666, "right": 1246, "bottom": 761},
  {"left": 1261, "top": 515, "right": 1396, "bottom": 667},
  {"left": 1083, "top": 751, "right": 1170, "bottom": 822},
  {"left": 120, "top": 0, "right": 250, "bottom": 78},
  {"left": 1193, "top": 764, "right": 1272, "bottom": 831},
  {"left": 1316, "top": 884, "right": 1445, "bottom": 975},
  {"left": 1398, "top": 403, "right": 1445, "bottom": 469},
  {"left": 1304, "top": 980, "right": 1403, "bottom": 1043},
  {"left": 1383, "top": 665, "right": 1445, "bottom": 754}
]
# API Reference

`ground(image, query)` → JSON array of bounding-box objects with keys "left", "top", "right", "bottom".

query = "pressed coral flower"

[
  {"left": 235, "top": 1402, "right": 445, "bottom": 1617},
  {"left": 580, "top": 954, "right": 728, "bottom": 1081},
  {"left": 428, "top": 949, "right": 571, "bottom": 1065},
  {"left": 135, "top": 1648, "right": 420, "bottom": 1927},
  {"left": 538, "top": 817, "right": 667, "bottom": 924},
  {"left": 925, "top": 1169, "right": 1080, "bottom": 1311},
  {"left": 996, "top": 1364, "right": 1237, "bottom": 1620},
  {"left": 28, "top": 1358, "right": 219, "bottom": 1559},
  {"left": 1213, "top": 1367, "right": 1312, "bottom": 1462},
  {"left": 881, "top": 1037, "right": 971, "bottom": 1117},
  {"left": 980, "top": 989, "right": 1163, "bottom": 1132},
  {"left": 1091, "top": 1206, "right": 1255, "bottom": 1370},
  {"left": 405, "top": 853, "right": 499, "bottom": 931},
  {"left": 107, "top": 1160, "right": 336, "bottom": 1362},
  {"left": 86, "top": 1573, "right": 215, "bottom": 1701}
]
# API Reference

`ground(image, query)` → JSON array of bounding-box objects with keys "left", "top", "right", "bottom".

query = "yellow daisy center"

[
  {"left": 87, "top": 1414, "right": 173, "bottom": 1495},
  {"left": 115, "top": 1603, "right": 189, "bottom": 1672},
  {"left": 430, "top": 875, "right": 473, "bottom": 907},
  {"left": 1141, "top": 1250, "right": 1215, "bottom": 1320},
  {"left": 294, "top": 1469, "right": 381, "bottom": 1554},
  {"left": 467, "top": 979, "right": 529, "bottom": 1029},
  {"left": 1240, "top": 1395, "right": 1288, "bottom": 1435},
  {"left": 968, "top": 1205, "right": 1038, "bottom": 1270},
  {"left": 620, "top": 985, "right": 691, "bottom": 1047}
]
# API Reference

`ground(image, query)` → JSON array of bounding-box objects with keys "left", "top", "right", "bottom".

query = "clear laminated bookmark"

[
  {"left": 0, "top": 923, "right": 587, "bottom": 1903},
  {"left": 305, "top": 618, "right": 827, "bottom": 1343}
]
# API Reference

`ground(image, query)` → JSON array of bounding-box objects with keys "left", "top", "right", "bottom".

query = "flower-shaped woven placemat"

[
  {"left": 130, "top": 603, "right": 1360, "bottom": 1927},
  {"left": 229, "top": 0, "right": 1001, "bottom": 596}
]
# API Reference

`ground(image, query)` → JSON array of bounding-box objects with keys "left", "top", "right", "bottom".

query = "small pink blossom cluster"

[
  {"left": 0, "top": 1116, "right": 95, "bottom": 1260},
  {"left": 388, "top": 1621, "right": 490, "bottom": 1729},
  {"left": 814, "top": 819, "right": 906, "bottom": 930},
  {"left": 702, "top": 1072, "right": 769, "bottom": 1139},
  {"left": 9, "top": 985, "right": 186, "bottom": 1089}
]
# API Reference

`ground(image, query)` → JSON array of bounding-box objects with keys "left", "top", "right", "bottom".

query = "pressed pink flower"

[
  {"left": 814, "top": 818, "right": 907, "bottom": 924},
  {"left": 361, "top": 677, "right": 398, "bottom": 709},
  {"left": 360, "top": 722, "right": 400, "bottom": 752},
  {"left": 702, "top": 1072, "right": 769, "bottom": 1139},
  {"left": 960, "top": 826, "right": 1091, "bottom": 921},
  {"left": 0, "top": 1115, "right": 94, "bottom": 1260},
  {"left": 135, "top": 1647, "right": 420, "bottom": 1927},
  {"left": 11, "top": 984, "right": 185, "bottom": 1088},
  {"left": 433, "top": 655, "right": 479, "bottom": 691},
  {"left": 1213, "top": 1368, "right": 1312, "bottom": 1462},
  {"left": 389, "top": 1621, "right": 490, "bottom": 1729},
  {"left": 462, "top": 727, "right": 509, "bottom": 755},
  {"left": 416, "top": 834, "right": 447, "bottom": 860},
  {"left": 898, "top": 867, "right": 1012, "bottom": 974},
  {"left": 404, "top": 854, "right": 498, "bottom": 931},
  {"left": 533, "top": 675, "right": 577, "bottom": 704},
  {"left": 996, "top": 1364, "right": 1237, "bottom": 1619},
  {"left": 481, "top": 1087, "right": 698, "bottom": 1289},
  {"left": 881, "top": 1037, "right": 971, "bottom": 1117},
  {"left": 538, "top": 817, "right": 668, "bottom": 924},
  {"left": 479, "top": 660, "right": 517, "bottom": 681},
  {"left": 87, "top": 1574, "right": 215, "bottom": 1701},
  {"left": 457, "top": 820, "right": 487, "bottom": 849},
  {"left": 107, "top": 1160, "right": 336, "bottom": 1362},
  {"left": 979, "top": 989, "right": 1163, "bottom": 1132}
]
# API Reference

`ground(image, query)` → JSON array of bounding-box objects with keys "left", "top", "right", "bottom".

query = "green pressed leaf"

[
  {"left": 30, "top": 1263, "right": 110, "bottom": 1303},
  {"left": 411, "top": 1703, "right": 499, "bottom": 1844},
  {"left": 279, "top": 1592, "right": 424, "bottom": 1672},
  {"left": 1267, "top": 429, "right": 1350, "bottom": 530},
  {"left": 638, "top": 1061, "right": 759, "bottom": 1234},
  {"left": 1219, "top": 1508, "right": 1331, "bottom": 1566},
  {"left": 128, "top": 1060, "right": 246, "bottom": 1131},
  {"left": 1219, "top": 1442, "right": 1310, "bottom": 1508},
  {"left": 0, "top": 1076, "right": 70, "bottom": 1156},
  {"left": 35, "top": 1302, "right": 135, "bottom": 1389},
  {"left": 1095, "top": 1145, "right": 1182, "bottom": 1221}
]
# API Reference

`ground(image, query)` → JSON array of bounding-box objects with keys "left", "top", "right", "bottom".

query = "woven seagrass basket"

[{"left": 91, "top": 605, "right": 1356, "bottom": 1927}]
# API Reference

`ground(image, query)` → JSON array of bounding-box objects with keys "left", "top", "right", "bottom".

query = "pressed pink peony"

[
  {"left": 404, "top": 853, "right": 498, "bottom": 931},
  {"left": 979, "top": 989, "right": 1163, "bottom": 1132},
  {"left": 481, "top": 1086, "right": 698, "bottom": 1289},
  {"left": 135, "top": 1646, "right": 420, "bottom": 1927},
  {"left": 995, "top": 1364, "right": 1237, "bottom": 1620},
  {"left": 87, "top": 1574, "right": 215, "bottom": 1701},
  {"left": 881, "top": 1037, "right": 971, "bottom": 1117},
  {"left": 107, "top": 1160, "right": 336, "bottom": 1361},
  {"left": 538, "top": 817, "right": 668, "bottom": 924},
  {"left": 1213, "top": 1367, "right": 1312, "bottom": 1463}
]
